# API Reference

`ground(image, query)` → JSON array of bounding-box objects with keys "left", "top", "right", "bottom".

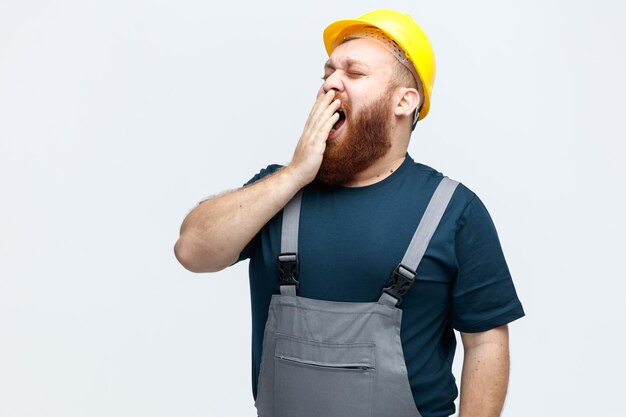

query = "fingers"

[
  {"left": 306, "top": 97, "right": 341, "bottom": 140},
  {"left": 288, "top": 90, "right": 343, "bottom": 187},
  {"left": 304, "top": 90, "right": 340, "bottom": 131},
  {"left": 322, "top": 110, "right": 340, "bottom": 134}
]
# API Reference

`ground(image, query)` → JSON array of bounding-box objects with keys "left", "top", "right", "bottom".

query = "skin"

[
  {"left": 459, "top": 325, "right": 511, "bottom": 417},
  {"left": 174, "top": 37, "right": 510, "bottom": 417}
]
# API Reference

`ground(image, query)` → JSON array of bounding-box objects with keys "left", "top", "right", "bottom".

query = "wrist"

[{"left": 282, "top": 164, "right": 313, "bottom": 190}]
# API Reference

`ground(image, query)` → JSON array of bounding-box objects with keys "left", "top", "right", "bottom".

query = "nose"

[{"left": 322, "top": 70, "right": 344, "bottom": 94}]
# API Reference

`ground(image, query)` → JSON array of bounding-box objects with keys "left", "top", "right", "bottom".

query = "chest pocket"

[{"left": 273, "top": 335, "right": 375, "bottom": 417}]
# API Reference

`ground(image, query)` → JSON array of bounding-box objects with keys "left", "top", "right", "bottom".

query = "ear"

[{"left": 393, "top": 87, "right": 421, "bottom": 118}]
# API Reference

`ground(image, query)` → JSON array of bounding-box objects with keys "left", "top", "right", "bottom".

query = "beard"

[{"left": 316, "top": 88, "right": 394, "bottom": 186}]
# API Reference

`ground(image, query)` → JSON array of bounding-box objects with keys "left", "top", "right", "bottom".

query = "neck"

[
  {"left": 343, "top": 150, "right": 407, "bottom": 187},
  {"left": 342, "top": 122, "right": 411, "bottom": 187}
]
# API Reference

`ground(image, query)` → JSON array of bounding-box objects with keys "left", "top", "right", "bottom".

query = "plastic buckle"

[
  {"left": 383, "top": 264, "right": 416, "bottom": 306},
  {"left": 278, "top": 253, "right": 299, "bottom": 289}
]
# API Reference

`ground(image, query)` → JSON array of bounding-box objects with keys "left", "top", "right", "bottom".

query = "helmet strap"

[{"left": 411, "top": 109, "right": 420, "bottom": 131}]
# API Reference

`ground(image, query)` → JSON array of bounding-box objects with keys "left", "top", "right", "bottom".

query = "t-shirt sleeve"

[
  {"left": 235, "top": 164, "right": 283, "bottom": 263},
  {"left": 451, "top": 195, "right": 525, "bottom": 333}
]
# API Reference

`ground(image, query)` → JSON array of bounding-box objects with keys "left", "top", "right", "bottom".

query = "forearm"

[
  {"left": 459, "top": 326, "right": 510, "bottom": 417},
  {"left": 174, "top": 166, "right": 303, "bottom": 272}
]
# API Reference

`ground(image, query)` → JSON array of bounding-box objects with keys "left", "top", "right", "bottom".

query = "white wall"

[{"left": 1, "top": 0, "right": 624, "bottom": 416}]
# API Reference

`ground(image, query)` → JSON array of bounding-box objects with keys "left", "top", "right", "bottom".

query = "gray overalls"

[{"left": 255, "top": 177, "right": 459, "bottom": 417}]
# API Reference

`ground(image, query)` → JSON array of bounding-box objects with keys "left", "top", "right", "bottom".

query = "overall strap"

[
  {"left": 278, "top": 191, "right": 303, "bottom": 296},
  {"left": 380, "top": 177, "right": 460, "bottom": 307}
]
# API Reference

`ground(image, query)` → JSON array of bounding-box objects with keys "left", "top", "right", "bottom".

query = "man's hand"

[
  {"left": 287, "top": 89, "right": 341, "bottom": 188},
  {"left": 459, "top": 325, "right": 510, "bottom": 417}
]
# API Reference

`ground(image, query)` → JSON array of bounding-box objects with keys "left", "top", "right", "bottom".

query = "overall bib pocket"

[{"left": 273, "top": 335, "right": 375, "bottom": 417}]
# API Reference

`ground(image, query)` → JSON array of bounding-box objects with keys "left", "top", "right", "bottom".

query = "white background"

[{"left": 1, "top": 0, "right": 625, "bottom": 416}]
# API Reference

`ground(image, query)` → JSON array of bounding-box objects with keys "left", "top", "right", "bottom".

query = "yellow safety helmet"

[{"left": 323, "top": 9, "right": 436, "bottom": 122}]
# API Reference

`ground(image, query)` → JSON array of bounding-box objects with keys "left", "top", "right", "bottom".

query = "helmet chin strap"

[
  {"left": 410, "top": 87, "right": 423, "bottom": 131},
  {"left": 411, "top": 109, "right": 420, "bottom": 131}
]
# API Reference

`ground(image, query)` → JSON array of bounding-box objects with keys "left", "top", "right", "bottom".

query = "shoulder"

[{"left": 403, "top": 155, "right": 479, "bottom": 219}]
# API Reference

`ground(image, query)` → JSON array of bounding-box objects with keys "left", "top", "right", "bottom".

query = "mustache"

[{"left": 335, "top": 94, "right": 351, "bottom": 115}]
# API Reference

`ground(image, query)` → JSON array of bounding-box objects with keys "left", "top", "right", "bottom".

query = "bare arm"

[
  {"left": 174, "top": 168, "right": 301, "bottom": 272},
  {"left": 174, "top": 90, "right": 341, "bottom": 273},
  {"left": 458, "top": 325, "right": 510, "bottom": 417}
]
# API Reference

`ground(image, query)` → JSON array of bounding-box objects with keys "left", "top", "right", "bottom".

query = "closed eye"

[{"left": 321, "top": 71, "right": 365, "bottom": 81}]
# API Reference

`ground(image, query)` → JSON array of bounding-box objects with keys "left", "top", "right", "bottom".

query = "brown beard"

[{"left": 316, "top": 88, "right": 394, "bottom": 186}]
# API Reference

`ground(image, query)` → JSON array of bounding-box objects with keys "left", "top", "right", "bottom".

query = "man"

[{"left": 175, "top": 9, "right": 524, "bottom": 417}]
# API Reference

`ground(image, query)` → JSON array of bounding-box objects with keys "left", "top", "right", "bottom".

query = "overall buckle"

[
  {"left": 383, "top": 264, "right": 416, "bottom": 307},
  {"left": 278, "top": 253, "right": 299, "bottom": 289}
]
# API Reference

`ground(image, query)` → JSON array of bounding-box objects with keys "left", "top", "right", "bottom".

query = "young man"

[{"left": 175, "top": 9, "right": 524, "bottom": 417}]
